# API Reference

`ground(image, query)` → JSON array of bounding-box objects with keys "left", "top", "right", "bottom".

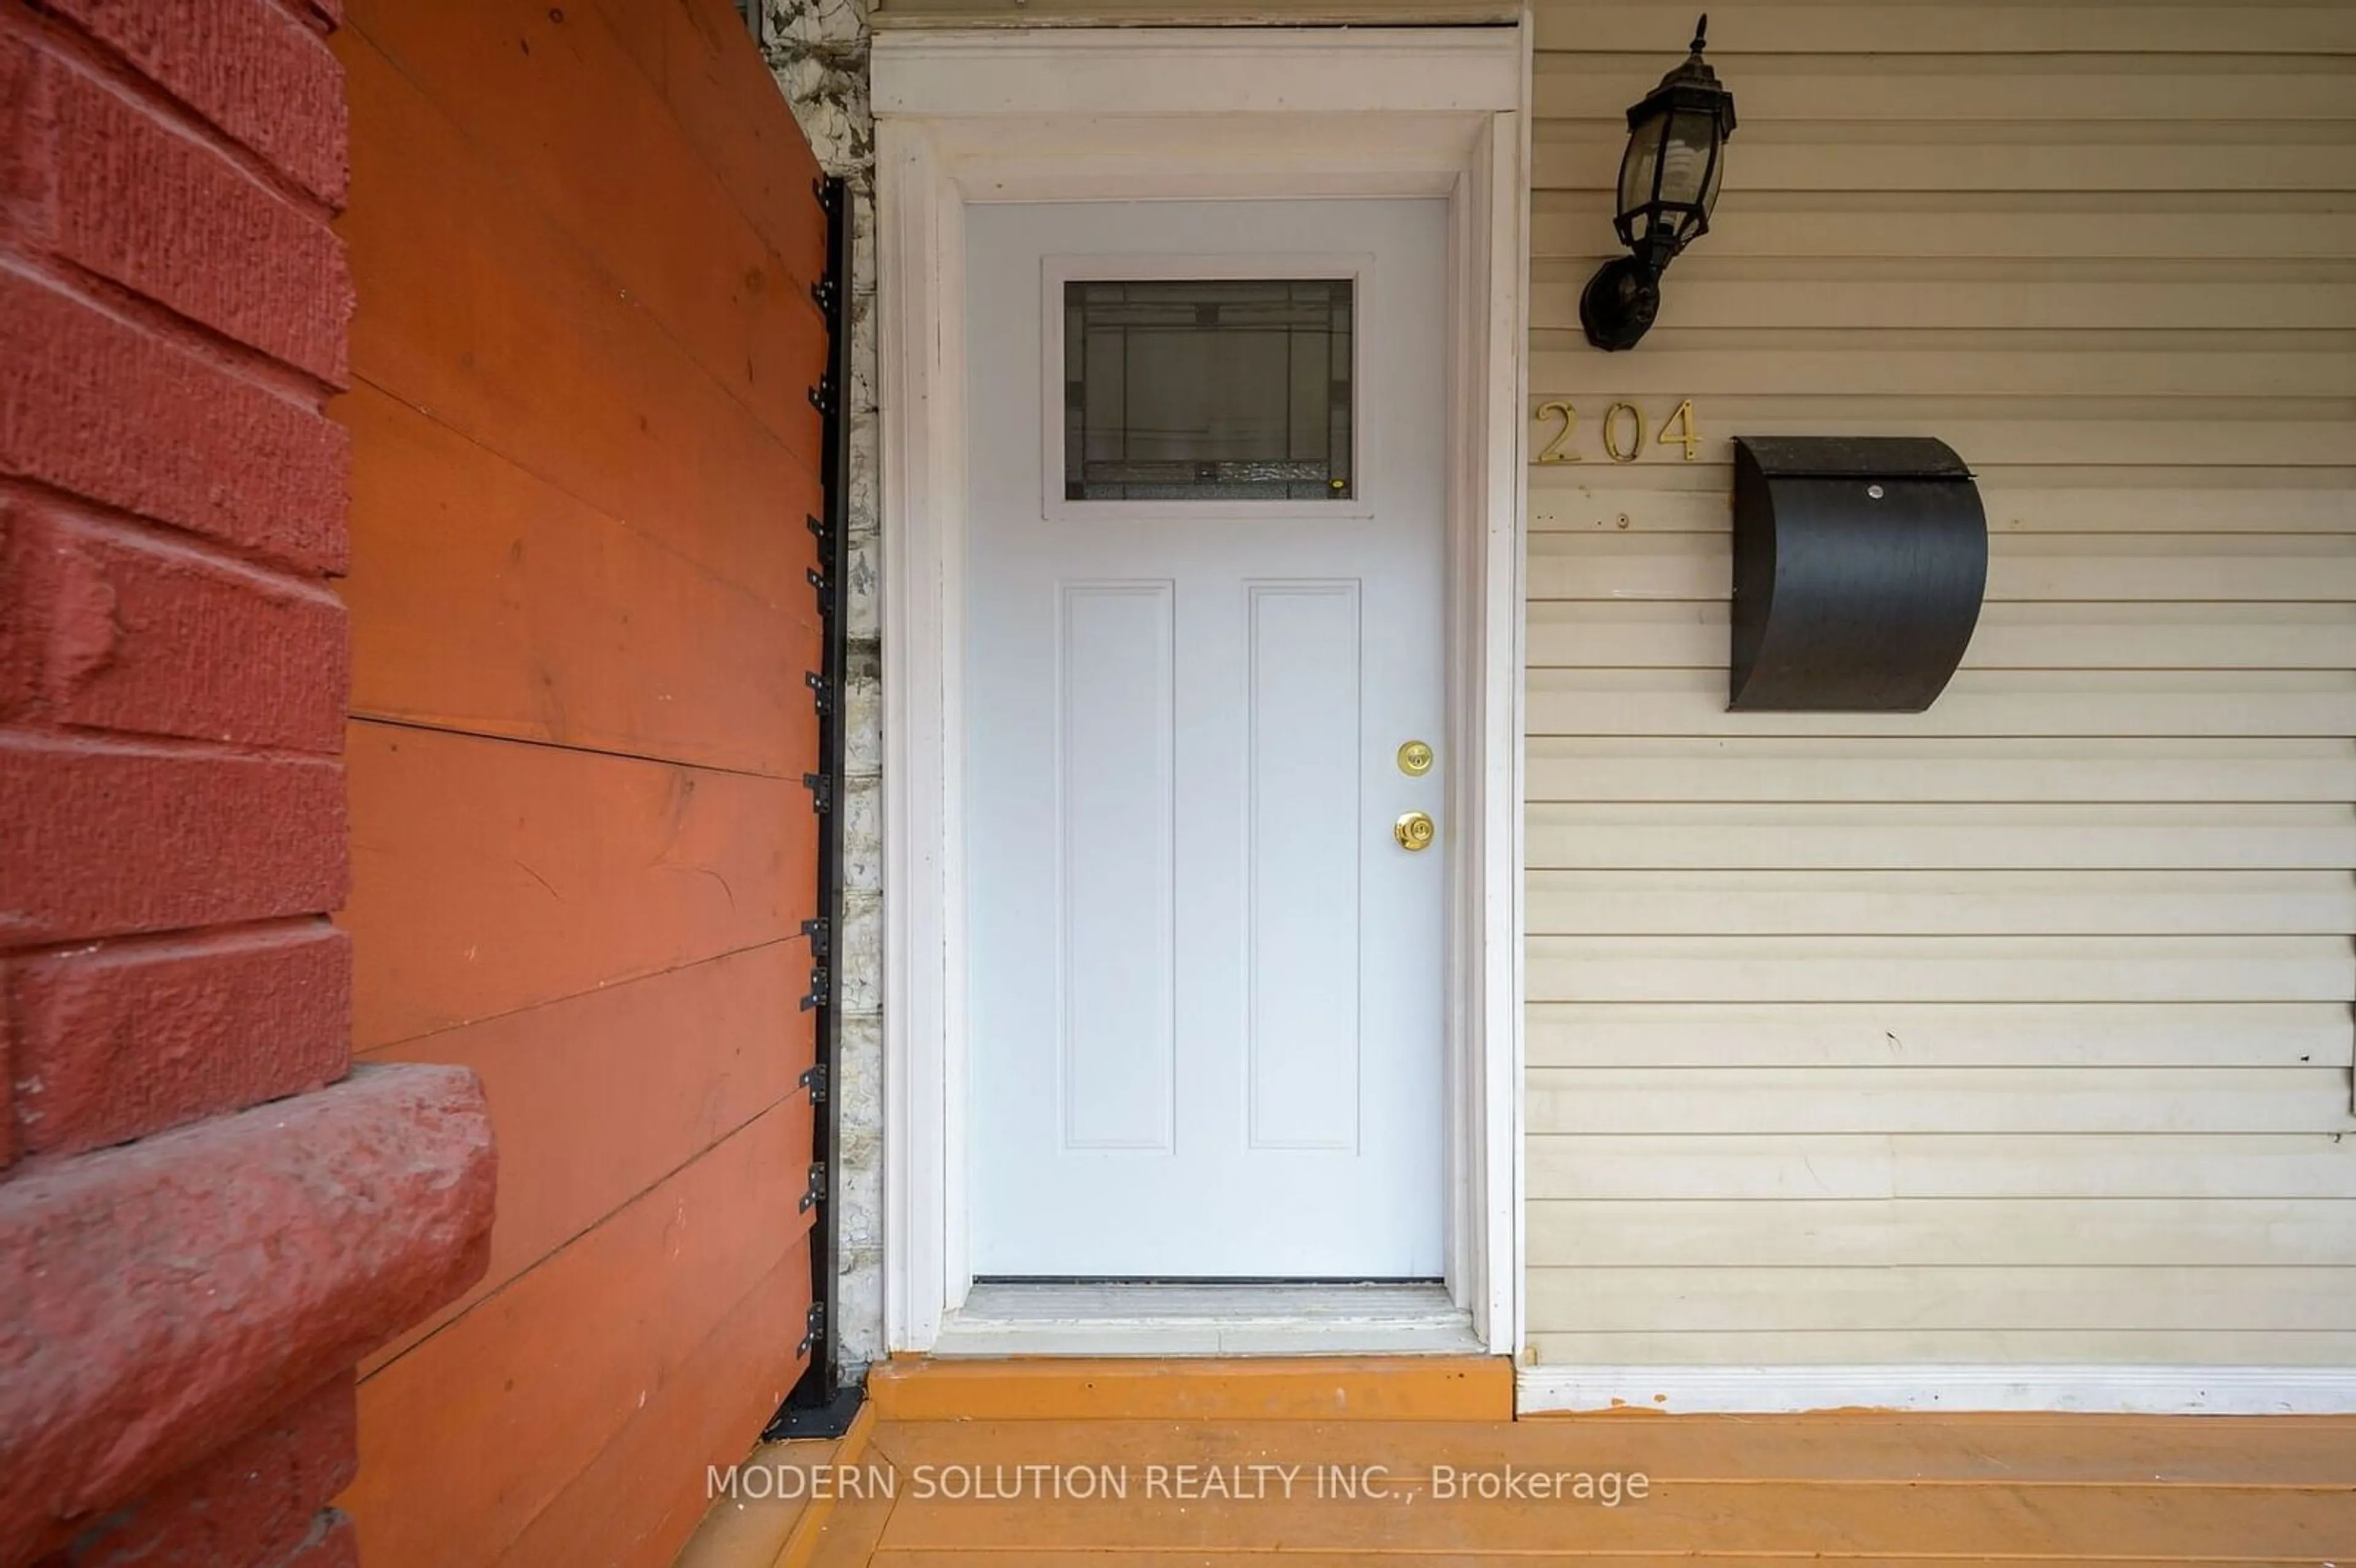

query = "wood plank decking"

[{"left": 676, "top": 1360, "right": 2356, "bottom": 1566}]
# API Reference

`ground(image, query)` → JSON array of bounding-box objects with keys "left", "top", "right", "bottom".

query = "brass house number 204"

[{"left": 1534, "top": 399, "right": 1700, "bottom": 464}]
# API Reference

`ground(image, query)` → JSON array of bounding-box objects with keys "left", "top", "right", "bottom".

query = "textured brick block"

[
  {"left": 0, "top": 504, "right": 38, "bottom": 720},
  {"left": 0, "top": 1065, "right": 494, "bottom": 1557},
  {"left": 0, "top": 735, "right": 345, "bottom": 945},
  {"left": 2, "top": 503, "right": 346, "bottom": 750},
  {"left": 34, "top": 0, "right": 347, "bottom": 207},
  {"left": 44, "top": 55, "right": 348, "bottom": 384},
  {"left": 12, "top": 920, "right": 351, "bottom": 1158},
  {"left": 1, "top": 975, "right": 15, "bottom": 1172},
  {"left": 0, "top": 28, "right": 43, "bottom": 240},
  {"left": 44, "top": 1378, "right": 356, "bottom": 1568},
  {"left": 0, "top": 271, "right": 347, "bottom": 574}
]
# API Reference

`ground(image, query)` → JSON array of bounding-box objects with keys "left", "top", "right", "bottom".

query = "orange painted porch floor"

[{"left": 679, "top": 1360, "right": 2356, "bottom": 1567}]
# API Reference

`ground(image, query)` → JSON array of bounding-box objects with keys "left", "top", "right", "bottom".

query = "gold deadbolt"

[
  {"left": 1396, "top": 740, "right": 1434, "bottom": 777},
  {"left": 1394, "top": 810, "right": 1436, "bottom": 852}
]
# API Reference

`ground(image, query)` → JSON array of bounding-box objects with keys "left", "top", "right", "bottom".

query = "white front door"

[{"left": 966, "top": 198, "right": 1447, "bottom": 1278}]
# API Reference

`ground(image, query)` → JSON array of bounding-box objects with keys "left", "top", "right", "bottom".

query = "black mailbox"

[{"left": 1729, "top": 435, "right": 1987, "bottom": 712}]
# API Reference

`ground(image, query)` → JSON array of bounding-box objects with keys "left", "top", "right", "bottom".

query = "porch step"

[{"left": 866, "top": 1354, "right": 1514, "bottom": 1421}]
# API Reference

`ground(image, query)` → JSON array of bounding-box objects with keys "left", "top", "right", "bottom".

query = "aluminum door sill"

[{"left": 931, "top": 1281, "right": 1481, "bottom": 1358}]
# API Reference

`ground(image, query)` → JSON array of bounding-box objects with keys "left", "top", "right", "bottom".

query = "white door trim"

[{"left": 874, "top": 23, "right": 1529, "bottom": 1357}]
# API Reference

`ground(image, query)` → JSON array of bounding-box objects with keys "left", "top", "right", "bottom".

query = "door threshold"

[{"left": 932, "top": 1281, "right": 1480, "bottom": 1358}]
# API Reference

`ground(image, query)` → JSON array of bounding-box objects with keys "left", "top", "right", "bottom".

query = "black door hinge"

[
  {"left": 806, "top": 513, "right": 833, "bottom": 552},
  {"left": 808, "top": 374, "right": 836, "bottom": 415},
  {"left": 812, "top": 275, "right": 838, "bottom": 314},
  {"left": 807, "top": 565, "right": 833, "bottom": 616},
  {"left": 806, "top": 670, "right": 832, "bottom": 717},
  {"left": 802, "top": 915, "right": 831, "bottom": 957},
  {"left": 803, "top": 771, "right": 833, "bottom": 813},
  {"left": 797, "top": 1300, "right": 826, "bottom": 1359},
  {"left": 799, "top": 1161, "right": 827, "bottom": 1214},
  {"left": 799, "top": 1061, "right": 828, "bottom": 1105},
  {"left": 812, "top": 176, "right": 841, "bottom": 216},
  {"left": 800, "top": 963, "right": 829, "bottom": 1012}
]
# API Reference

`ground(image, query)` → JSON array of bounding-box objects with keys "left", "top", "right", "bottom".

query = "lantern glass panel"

[
  {"left": 1616, "top": 115, "right": 1666, "bottom": 242},
  {"left": 1617, "top": 105, "right": 1725, "bottom": 250},
  {"left": 1675, "top": 106, "right": 1725, "bottom": 217}
]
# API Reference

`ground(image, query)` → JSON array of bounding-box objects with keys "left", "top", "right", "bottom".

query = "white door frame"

[{"left": 874, "top": 23, "right": 1530, "bottom": 1356}]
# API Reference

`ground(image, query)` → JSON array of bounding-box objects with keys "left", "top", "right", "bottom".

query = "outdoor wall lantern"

[{"left": 1580, "top": 14, "right": 1738, "bottom": 352}]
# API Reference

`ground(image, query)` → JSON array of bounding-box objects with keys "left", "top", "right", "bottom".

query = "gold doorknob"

[{"left": 1394, "top": 810, "right": 1436, "bottom": 852}]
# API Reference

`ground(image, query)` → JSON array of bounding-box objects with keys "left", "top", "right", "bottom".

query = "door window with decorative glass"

[{"left": 1062, "top": 278, "right": 1354, "bottom": 504}]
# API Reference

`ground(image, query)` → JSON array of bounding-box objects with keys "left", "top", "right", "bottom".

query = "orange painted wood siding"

[{"left": 331, "top": 1, "right": 831, "bottom": 1562}]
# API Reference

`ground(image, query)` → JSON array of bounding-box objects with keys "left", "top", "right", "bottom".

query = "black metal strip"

[{"left": 768, "top": 173, "right": 863, "bottom": 1442}]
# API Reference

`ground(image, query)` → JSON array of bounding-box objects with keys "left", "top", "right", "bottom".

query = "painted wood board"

[
  {"left": 348, "top": 0, "right": 828, "bottom": 462},
  {"left": 342, "top": 384, "right": 821, "bottom": 777},
  {"left": 344, "top": 1102, "right": 812, "bottom": 1568},
  {"left": 340, "top": 33, "right": 819, "bottom": 606},
  {"left": 344, "top": 720, "right": 806, "bottom": 1048},
  {"left": 360, "top": 943, "right": 810, "bottom": 1369}
]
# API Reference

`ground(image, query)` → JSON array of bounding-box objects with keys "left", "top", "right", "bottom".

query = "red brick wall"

[{"left": 0, "top": 3, "right": 494, "bottom": 1564}]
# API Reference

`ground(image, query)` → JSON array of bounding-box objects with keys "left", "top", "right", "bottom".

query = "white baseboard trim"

[{"left": 1516, "top": 1364, "right": 2356, "bottom": 1416}]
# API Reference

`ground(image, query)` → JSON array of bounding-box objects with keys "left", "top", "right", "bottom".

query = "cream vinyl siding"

[{"left": 1525, "top": 1, "right": 2356, "bottom": 1369}]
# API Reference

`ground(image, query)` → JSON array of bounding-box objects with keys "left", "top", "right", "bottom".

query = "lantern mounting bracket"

[{"left": 1578, "top": 256, "right": 1662, "bottom": 354}]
